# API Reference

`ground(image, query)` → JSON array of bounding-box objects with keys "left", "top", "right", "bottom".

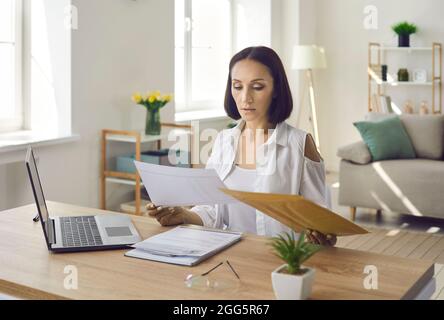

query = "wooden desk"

[{"left": 0, "top": 202, "right": 434, "bottom": 300}]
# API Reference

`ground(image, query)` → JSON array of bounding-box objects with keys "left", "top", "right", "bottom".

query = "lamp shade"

[{"left": 292, "top": 45, "right": 327, "bottom": 70}]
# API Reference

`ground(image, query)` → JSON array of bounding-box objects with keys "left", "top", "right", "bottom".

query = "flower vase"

[{"left": 145, "top": 109, "right": 161, "bottom": 135}]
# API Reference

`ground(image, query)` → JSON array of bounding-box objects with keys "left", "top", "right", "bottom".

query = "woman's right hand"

[{"left": 146, "top": 202, "right": 203, "bottom": 226}]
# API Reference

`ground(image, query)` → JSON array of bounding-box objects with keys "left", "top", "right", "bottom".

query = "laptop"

[{"left": 25, "top": 147, "right": 141, "bottom": 253}]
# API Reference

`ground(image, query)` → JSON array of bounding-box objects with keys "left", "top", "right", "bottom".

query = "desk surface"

[{"left": 0, "top": 202, "right": 434, "bottom": 300}]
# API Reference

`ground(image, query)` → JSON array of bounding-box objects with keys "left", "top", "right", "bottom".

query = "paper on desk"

[
  {"left": 125, "top": 225, "right": 242, "bottom": 266},
  {"left": 219, "top": 188, "right": 369, "bottom": 236},
  {"left": 132, "top": 225, "right": 241, "bottom": 256},
  {"left": 134, "top": 161, "right": 238, "bottom": 207}
]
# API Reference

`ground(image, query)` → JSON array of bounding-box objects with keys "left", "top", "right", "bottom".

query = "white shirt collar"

[{"left": 228, "top": 120, "right": 289, "bottom": 148}]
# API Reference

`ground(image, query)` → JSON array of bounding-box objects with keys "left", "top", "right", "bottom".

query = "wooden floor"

[
  {"left": 336, "top": 227, "right": 444, "bottom": 263},
  {"left": 328, "top": 172, "right": 444, "bottom": 299},
  {"left": 336, "top": 228, "right": 444, "bottom": 299}
]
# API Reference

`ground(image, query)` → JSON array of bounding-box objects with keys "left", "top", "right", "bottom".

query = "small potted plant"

[
  {"left": 392, "top": 21, "right": 417, "bottom": 47},
  {"left": 270, "top": 231, "right": 323, "bottom": 300}
]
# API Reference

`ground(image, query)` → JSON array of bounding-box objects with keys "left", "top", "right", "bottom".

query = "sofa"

[{"left": 337, "top": 113, "right": 444, "bottom": 221}]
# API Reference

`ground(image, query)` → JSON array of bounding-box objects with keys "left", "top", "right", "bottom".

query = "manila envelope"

[{"left": 220, "top": 188, "right": 369, "bottom": 236}]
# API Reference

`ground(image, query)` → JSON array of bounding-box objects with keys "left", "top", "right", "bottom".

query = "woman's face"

[{"left": 231, "top": 59, "right": 274, "bottom": 126}]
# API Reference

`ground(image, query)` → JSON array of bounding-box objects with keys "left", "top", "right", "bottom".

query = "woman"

[{"left": 147, "top": 46, "right": 336, "bottom": 246}]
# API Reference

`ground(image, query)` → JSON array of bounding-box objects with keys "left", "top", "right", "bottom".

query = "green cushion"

[{"left": 353, "top": 117, "right": 416, "bottom": 161}]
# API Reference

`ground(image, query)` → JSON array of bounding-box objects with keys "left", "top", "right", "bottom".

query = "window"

[
  {"left": 0, "top": 0, "right": 23, "bottom": 132},
  {"left": 0, "top": 0, "right": 72, "bottom": 137},
  {"left": 175, "top": 0, "right": 233, "bottom": 114},
  {"left": 175, "top": 0, "right": 272, "bottom": 117}
]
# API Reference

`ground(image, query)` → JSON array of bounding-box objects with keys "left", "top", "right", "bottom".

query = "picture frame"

[{"left": 412, "top": 69, "right": 427, "bottom": 83}]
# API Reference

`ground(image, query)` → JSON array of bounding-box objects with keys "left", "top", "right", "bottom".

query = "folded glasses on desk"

[{"left": 184, "top": 260, "right": 241, "bottom": 291}]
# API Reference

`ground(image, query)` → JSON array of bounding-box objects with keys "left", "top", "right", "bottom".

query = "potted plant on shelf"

[
  {"left": 131, "top": 91, "right": 173, "bottom": 135},
  {"left": 270, "top": 231, "right": 323, "bottom": 300},
  {"left": 392, "top": 21, "right": 417, "bottom": 47}
]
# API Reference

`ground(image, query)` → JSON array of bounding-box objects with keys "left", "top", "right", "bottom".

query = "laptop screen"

[{"left": 26, "top": 147, "right": 51, "bottom": 245}]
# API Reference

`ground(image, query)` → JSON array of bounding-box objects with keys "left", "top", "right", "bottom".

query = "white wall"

[
  {"left": 0, "top": 0, "right": 175, "bottom": 211},
  {"left": 234, "top": 0, "right": 272, "bottom": 51},
  {"left": 277, "top": 0, "right": 300, "bottom": 128},
  {"left": 314, "top": 0, "right": 444, "bottom": 171}
]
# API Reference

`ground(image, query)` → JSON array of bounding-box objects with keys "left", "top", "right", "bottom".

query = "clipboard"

[{"left": 219, "top": 188, "right": 369, "bottom": 236}]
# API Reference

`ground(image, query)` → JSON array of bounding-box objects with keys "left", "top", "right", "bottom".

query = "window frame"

[
  {"left": 175, "top": 0, "right": 234, "bottom": 114},
  {"left": 0, "top": 0, "right": 24, "bottom": 133}
]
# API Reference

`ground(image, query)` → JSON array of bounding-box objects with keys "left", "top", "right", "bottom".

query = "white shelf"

[
  {"left": 105, "top": 177, "right": 143, "bottom": 186},
  {"left": 379, "top": 46, "right": 433, "bottom": 51},
  {"left": 372, "top": 80, "right": 433, "bottom": 86},
  {"left": 106, "top": 129, "right": 190, "bottom": 143}
]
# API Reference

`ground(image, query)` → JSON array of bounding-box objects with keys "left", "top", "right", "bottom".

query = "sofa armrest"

[{"left": 337, "top": 141, "right": 372, "bottom": 164}]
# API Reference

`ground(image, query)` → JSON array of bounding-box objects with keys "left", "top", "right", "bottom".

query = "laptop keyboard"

[{"left": 60, "top": 216, "right": 103, "bottom": 247}]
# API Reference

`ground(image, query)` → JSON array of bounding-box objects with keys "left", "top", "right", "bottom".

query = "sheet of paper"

[
  {"left": 219, "top": 188, "right": 369, "bottom": 236},
  {"left": 134, "top": 161, "right": 238, "bottom": 207},
  {"left": 125, "top": 248, "right": 200, "bottom": 266}
]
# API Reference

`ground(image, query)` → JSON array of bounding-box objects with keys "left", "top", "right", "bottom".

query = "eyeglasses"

[{"left": 184, "top": 260, "right": 241, "bottom": 291}]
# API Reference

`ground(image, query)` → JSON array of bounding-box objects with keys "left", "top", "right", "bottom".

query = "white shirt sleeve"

[
  {"left": 189, "top": 132, "right": 225, "bottom": 229},
  {"left": 189, "top": 204, "right": 223, "bottom": 228},
  {"left": 299, "top": 157, "right": 331, "bottom": 209}
]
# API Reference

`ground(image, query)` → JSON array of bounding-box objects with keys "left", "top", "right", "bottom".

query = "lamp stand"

[{"left": 297, "top": 69, "right": 321, "bottom": 152}]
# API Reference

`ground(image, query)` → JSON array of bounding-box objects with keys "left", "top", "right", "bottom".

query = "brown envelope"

[{"left": 219, "top": 188, "right": 369, "bottom": 236}]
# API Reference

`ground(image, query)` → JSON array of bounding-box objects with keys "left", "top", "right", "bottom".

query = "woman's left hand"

[{"left": 306, "top": 229, "right": 337, "bottom": 246}]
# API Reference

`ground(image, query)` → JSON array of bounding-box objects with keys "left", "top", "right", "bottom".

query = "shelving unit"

[
  {"left": 368, "top": 42, "right": 442, "bottom": 114},
  {"left": 100, "top": 123, "right": 193, "bottom": 215}
]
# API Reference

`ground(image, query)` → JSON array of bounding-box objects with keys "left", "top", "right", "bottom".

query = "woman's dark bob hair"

[{"left": 224, "top": 46, "right": 293, "bottom": 125}]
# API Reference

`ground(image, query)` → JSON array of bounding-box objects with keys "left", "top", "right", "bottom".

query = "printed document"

[
  {"left": 134, "top": 161, "right": 237, "bottom": 207},
  {"left": 125, "top": 225, "right": 242, "bottom": 266}
]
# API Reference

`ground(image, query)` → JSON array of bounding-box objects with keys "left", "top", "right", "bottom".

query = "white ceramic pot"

[{"left": 271, "top": 264, "right": 315, "bottom": 300}]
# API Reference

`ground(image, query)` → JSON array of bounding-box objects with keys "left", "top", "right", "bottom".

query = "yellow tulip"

[
  {"left": 153, "top": 90, "right": 161, "bottom": 99},
  {"left": 148, "top": 95, "right": 156, "bottom": 103},
  {"left": 131, "top": 93, "right": 143, "bottom": 104}
]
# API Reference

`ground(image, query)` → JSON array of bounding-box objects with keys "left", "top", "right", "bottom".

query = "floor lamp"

[{"left": 292, "top": 45, "right": 327, "bottom": 151}]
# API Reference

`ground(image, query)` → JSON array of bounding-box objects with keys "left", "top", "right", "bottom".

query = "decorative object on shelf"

[
  {"left": 419, "top": 101, "right": 430, "bottom": 115},
  {"left": 131, "top": 91, "right": 173, "bottom": 135},
  {"left": 379, "top": 94, "right": 393, "bottom": 113},
  {"left": 404, "top": 100, "right": 414, "bottom": 114},
  {"left": 116, "top": 149, "right": 190, "bottom": 174},
  {"left": 392, "top": 21, "right": 417, "bottom": 47},
  {"left": 397, "top": 68, "right": 409, "bottom": 82},
  {"left": 270, "top": 231, "right": 322, "bottom": 300},
  {"left": 412, "top": 69, "right": 427, "bottom": 83},
  {"left": 292, "top": 45, "right": 327, "bottom": 151},
  {"left": 381, "top": 64, "right": 388, "bottom": 81},
  {"left": 368, "top": 42, "right": 442, "bottom": 114}
]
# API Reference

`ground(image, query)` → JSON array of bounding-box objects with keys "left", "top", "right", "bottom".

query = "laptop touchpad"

[{"left": 105, "top": 227, "right": 132, "bottom": 237}]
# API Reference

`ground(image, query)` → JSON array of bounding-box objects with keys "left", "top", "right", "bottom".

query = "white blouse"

[
  {"left": 190, "top": 120, "right": 331, "bottom": 237},
  {"left": 221, "top": 165, "right": 258, "bottom": 234}
]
